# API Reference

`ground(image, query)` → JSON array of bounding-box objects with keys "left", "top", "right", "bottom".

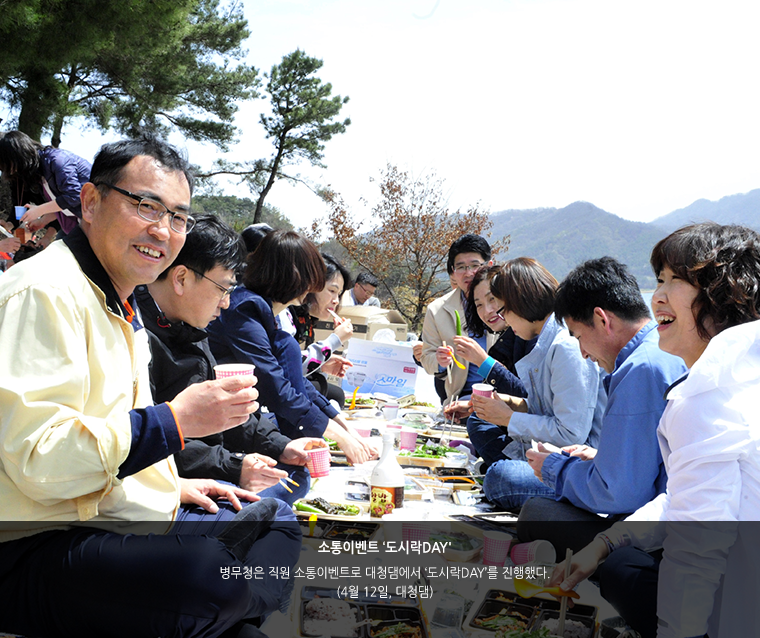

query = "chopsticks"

[
  {"left": 278, "top": 476, "right": 301, "bottom": 493},
  {"left": 558, "top": 548, "right": 573, "bottom": 636}
]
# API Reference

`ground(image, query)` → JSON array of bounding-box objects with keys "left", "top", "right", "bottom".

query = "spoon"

[{"left": 513, "top": 577, "right": 579, "bottom": 600}]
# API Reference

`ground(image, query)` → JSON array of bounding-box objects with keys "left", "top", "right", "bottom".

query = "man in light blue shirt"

[{"left": 518, "top": 257, "right": 687, "bottom": 554}]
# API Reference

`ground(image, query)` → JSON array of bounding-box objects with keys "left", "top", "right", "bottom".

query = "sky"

[{"left": 9, "top": 0, "right": 760, "bottom": 230}]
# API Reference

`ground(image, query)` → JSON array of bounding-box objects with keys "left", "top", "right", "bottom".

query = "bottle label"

[{"left": 370, "top": 486, "right": 404, "bottom": 518}]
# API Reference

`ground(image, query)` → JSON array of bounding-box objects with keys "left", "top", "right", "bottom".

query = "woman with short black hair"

[{"left": 209, "top": 230, "right": 375, "bottom": 465}]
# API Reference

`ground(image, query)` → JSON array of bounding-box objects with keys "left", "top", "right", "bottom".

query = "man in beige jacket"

[{"left": 420, "top": 234, "right": 494, "bottom": 402}]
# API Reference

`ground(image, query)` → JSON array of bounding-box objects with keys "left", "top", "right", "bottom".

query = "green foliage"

[
  {"left": 203, "top": 49, "right": 351, "bottom": 223},
  {"left": 0, "top": 0, "right": 258, "bottom": 148},
  {"left": 192, "top": 194, "right": 293, "bottom": 232}
]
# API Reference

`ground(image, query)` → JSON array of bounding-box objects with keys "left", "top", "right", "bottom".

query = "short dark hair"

[
  {"left": 241, "top": 223, "right": 273, "bottom": 254},
  {"left": 554, "top": 257, "right": 651, "bottom": 326},
  {"left": 0, "top": 130, "right": 43, "bottom": 183},
  {"left": 650, "top": 222, "right": 760, "bottom": 341},
  {"left": 242, "top": 229, "right": 326, "bottom": 304},
  {"left": 491, "top": 257, "right": 558, "bottom": 322},
  {"left": 355, "top": 272, "right": 378, "bottom": 288},
  {"left": 156, "top": 214, "right": 245, "bottom": 281},
  {"left": 465, "top": 264, "right": 501, "bottom": 338},
  {"left": 90, "top": 135, "right": 194, "bottom": 196},
  {"left": 304, "top": 253, "right": 352, "bottom": 311},
  {"left": 447, "top": 234, "right": 491, "bottom": 274}
]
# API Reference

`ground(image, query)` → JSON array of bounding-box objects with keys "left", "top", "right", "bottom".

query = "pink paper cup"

[
  {"left": 510, "top": 540, "right": 556, "bottom": 565},
  {"left": 402, "top": 522, "right": 430, "bottom": 543},
  {"left": 214, "top": 363, "right": 255, "bottom": 380},
  {"left": 354, "top": 425, "right": 372, "bottom": 438},
  {"left": 305, "top": 447, "right": 331, "bottom": 478},
  {"left": 399, "top": 428, "right": 418, "bottom": 451},
  {"left": 482, "top": 531, "right": 513, "bottom": 566},
  {"left": 472, "top": 383, "right": 494, "bottom": 397}
]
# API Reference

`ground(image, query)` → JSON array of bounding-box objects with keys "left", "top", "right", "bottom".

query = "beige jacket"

[
  {"left": 0, "top": 241, "right": 179, "bottom": 541},
  {"left": 420, "top": 289, "right": 496, "bottom": 401}
]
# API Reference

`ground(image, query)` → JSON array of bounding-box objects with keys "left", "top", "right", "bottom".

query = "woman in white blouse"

[{"left": 549, "top": 222, "right": 760, "bottom": 638}]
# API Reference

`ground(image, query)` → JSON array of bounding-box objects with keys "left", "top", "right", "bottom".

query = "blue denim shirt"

[
  {"left": 208, "top": 287, "right": 338, "bottom": 439},
  {"left": 542, "top": 321, "right": 688, "bottom": 515},
  {"left": 505, "top": 314, "right": 606, "bottom": 460}
]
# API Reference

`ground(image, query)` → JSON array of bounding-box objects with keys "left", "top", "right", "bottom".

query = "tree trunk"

[
  {"left": 17, "top": 70, "right": 59, "bottom": 142},
  {"left": 253, "top": 135, "right": 287, "bottom": 223}
]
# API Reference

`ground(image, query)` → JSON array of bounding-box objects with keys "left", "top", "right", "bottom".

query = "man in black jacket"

[{"left": 137, "top": 213, "right": 323, "bottom": 503}]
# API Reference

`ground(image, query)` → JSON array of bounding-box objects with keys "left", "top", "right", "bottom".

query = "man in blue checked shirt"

[{"left": 517, "top": 257, "right": 687, "bottom": 555}]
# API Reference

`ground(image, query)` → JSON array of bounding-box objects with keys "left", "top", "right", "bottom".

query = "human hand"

[
  {"left": 344, "top": 424, "right": 379, "bottom": 460},
  {"left": 562, "top": 444, "right": 597, "bottom": 461},
  {"left": 334, "top": 318, "right": 353, "bottom": 343},
  {"left": 453, "top": 335, "right": 487, "bottom": 366},
  {"left": 547, "top": 536, "right": 609, "bottom": 595},
  {"left": 412, "top": 342, "right": 423, "bottom": 362},
  {"left": 279, "top": 437, "right": 328, "bottom": 466},
  {"left": 0, "top": 236, "right": 21, "bottom": 253},
  {"left": 471, "top": 393, "right": 514, "bottom": 426},
  {"left": 25, "top": 211, "right": 56, "bottom": 232},
  {"left": 239, "top": 453, "right": 288, "bottom": 493},
  {"left": 443, "top": 399, "right": 473, "bottom": 423},
  {"left": 436, "top": 345, "right": 453, "bottom": 368},
  {"left": 321, "top": 355, "right": 352, "bottom": 378},
  {"left": 526, "top": 449, "right": 551, "bottom": 481},
  {"left": 179, "top": 477, "right": 259, "bottom": 513},
  {"left": 169, "top": 375, "right": 259, "bottom": 438}
]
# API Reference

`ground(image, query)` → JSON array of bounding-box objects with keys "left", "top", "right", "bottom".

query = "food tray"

[
  {"left": 533, "top": 609, "right": 596, "bottom": 638},
  {"left": 465, "top": 589, "right": 598, "bottom": 636},
  {"left": 293, "top": 499, "right": 370, "bottom": 522},
  {"left": 298, "top": 588, "right": 428, "bottom": 638}
]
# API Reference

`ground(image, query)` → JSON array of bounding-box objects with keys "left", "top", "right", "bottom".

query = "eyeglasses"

[
  {"left": 453, "top": 262, "right": 484, "bottom": 274},
  {"left": 189, "top": 268, "right": 237, "bottom": 299},
  {"left": 95, "top": 182, "right": 196, "bottom": 234},
  {"left": 357, "top": 283, "right": 375, "bottom": 297}
]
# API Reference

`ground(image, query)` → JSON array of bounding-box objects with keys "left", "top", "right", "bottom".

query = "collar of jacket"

[
  {"left": 62, "top": 225, "right": 137, "bottom": 324},
  {"left": 134, "top": 285, "right": 207, "bottom": 346}
]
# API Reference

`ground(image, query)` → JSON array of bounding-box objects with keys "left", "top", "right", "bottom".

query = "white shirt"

[{"left": 611, "top": 320, "right": 760, "bottom": 637}]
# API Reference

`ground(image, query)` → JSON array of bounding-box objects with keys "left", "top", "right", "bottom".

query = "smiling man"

[
  {"left": 420, "top": 234, "right": 494, "bottom": 402},
  {"left": 517, "top": 257, "right": 687, "bottom": 554},
  {"left": 0, "top": 137, "right": 300, "bottom": 638}
]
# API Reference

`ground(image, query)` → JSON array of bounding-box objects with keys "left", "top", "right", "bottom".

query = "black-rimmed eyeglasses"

[
  {"left": 189, "top": 268, "right": 237, "bottom": 299},
  {"left": 95, "top": 182, "right": 196, "bottom": 234}
]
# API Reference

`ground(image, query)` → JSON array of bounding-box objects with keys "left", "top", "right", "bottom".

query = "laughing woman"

[{"left": 549, "top": 223, "right": 760, "bottom": 638}]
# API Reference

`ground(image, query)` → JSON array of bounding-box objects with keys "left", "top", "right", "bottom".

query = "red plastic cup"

[
  {"left": 214, "top": 363, "right": 255, "bottom": 380},
  {"left": 305, "top": 447, "right": 331, "bottom": 478},
  {"left": 483, "top": 531, "right": 514, "bottom": 566},
  {"left": 510, "top": 540, "right": 556, "bottom": 565},
  {"left": 472, "top": 383, "right": 494, "bottom": 397},
  {"left": 399, "top": 428, "right": 418, "bottom": 451}
]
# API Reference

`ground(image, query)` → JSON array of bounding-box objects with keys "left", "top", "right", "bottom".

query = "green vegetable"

[
  {"left": 455, "top": 310, "right": 463, "bottom": 336},
  {"left": 295, "top": 501, "right": 324, "bottom": 514},
  {"left": 398, "top": 443, "right": 458, "bottom": 459},
  {"left": 296, "top": 497, "right": 360, "bottom": 516}
]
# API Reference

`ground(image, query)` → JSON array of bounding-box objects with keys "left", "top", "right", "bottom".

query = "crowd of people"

[{"left": 1, "top": 130, "right": 759, "bottom": 638}]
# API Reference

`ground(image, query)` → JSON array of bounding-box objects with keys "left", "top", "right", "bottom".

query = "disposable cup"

[
  {"left": 399, "top": 428, "right": 418, "bottom": 451},
  {"left": 354, "top": 424, "right": 372, "bottom": 438},
  {"left": 382, "top": 402, "right": 399, "bottom": 420},
  {"left": 472, "top": 383, "right": 494, "bottom": 397},
  {"left": 386, "top": 423, "right": 402, "bottom": 448},
  {"left": 510, "top": 540, "right": 556, "bottom": 565},
  {"left": 14, "top": 206, "right": 26, "bottom": 221},
  {"left": 305, "top": 447, "right": 331, "bottom": 478},
  {"left": 214, "top": 363, "right": 255, "bottom": 379},
  {"left": 482, "top": 530, "right": 514, "bottom": 566}
]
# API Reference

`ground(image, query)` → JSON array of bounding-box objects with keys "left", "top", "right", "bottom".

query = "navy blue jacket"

[
  {"left": 39, "top": 147, "right": 91, "bottom": 233},
  {"left": 208, "top": 287, "right": 338, "bottom": 439}
]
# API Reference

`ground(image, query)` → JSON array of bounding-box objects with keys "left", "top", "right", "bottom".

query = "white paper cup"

[
  {"left": 382, "top": 403, "right": 400, "bottom": 420},
  {"left": 214, "top": 363, "right": 255, "bottom": 380},
  {"left": 14, "top": 206, "right": 26, "bottom": 221},
  {"left": 472, "top": 383, "right": 494, "bottom": 397},
  {"left": 483, "top": 531, "right": 514, "bottom": 566},
  {"left": 386, "top": 423, "right": 402, "bottom": 448}
]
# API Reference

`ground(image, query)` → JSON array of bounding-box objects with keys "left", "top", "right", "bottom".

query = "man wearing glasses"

[
  {"left": 420, "top": 234, "right": 494, "bottom": 403},
  {"left": 0, "top": 137, "right": 300, "bottom": 637},
  {"left": 342, "top": 271, "right": 381, "bottom": 307},
  {"left": 137, "top": 213, "right": 320, "bottom": 505}
]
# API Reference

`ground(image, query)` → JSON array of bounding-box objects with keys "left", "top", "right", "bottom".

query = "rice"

[
  {"left": 303, "top": 598, "right": 358, "bottom": 637},
  {"left": 539, "top": 617, "right": 590, "bottom": 638}
]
